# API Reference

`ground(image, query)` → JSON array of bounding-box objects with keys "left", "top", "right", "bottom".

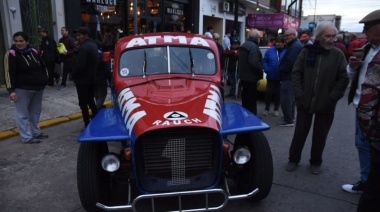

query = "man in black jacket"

[
  {"left": 39, "top": 28, "right": 59, "bottom": 86},
  {"left": 238, "top": 29, "right": 263, "bottom": 115},
  {"left": 72, "top": 27, "right": 99, "bottom": 128}
]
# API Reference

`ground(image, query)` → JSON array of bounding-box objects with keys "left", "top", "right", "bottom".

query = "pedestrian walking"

[
  {"left": 58, "top": 27, "right": 76, "bottom": 90},
  {"left": 71, "top": 27, "right": 99, "bottom": 128},
  {"left": 38, "top": 28, "right": 60, "bottom": 86},
  {"left": 286, "top": 21, "right": 349, "bottom": 174},
  {"left": 4, "top": 31, "right": 49, "bottom": 143}
]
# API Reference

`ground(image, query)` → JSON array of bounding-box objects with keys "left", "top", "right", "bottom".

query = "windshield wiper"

[
  {"left": 142, "top": 49, "right": 147, "bottom": 78},
  {"left": 188, "top": 48, "right": 195, "bottom": 77}
]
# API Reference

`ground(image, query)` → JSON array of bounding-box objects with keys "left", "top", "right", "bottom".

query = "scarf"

[{"left": 304, "top": 40, "right": 329, "bottom": 67}]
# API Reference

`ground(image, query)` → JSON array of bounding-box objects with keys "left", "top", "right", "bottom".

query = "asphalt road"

[{"left": 0, "top": 91, "right": 362, "bottom": 212}]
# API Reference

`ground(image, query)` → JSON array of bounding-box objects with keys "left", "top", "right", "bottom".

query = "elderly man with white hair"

[{"left": 238, "top": 29, "right": 263, "bottom": 115}]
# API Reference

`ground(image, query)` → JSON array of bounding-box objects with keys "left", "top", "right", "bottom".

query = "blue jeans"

[
  {"left": 355, "top": 114, "right": 370, "bottom": 182},
  {"left": 15, "top": 88, "right": 43, "bottom": 142},
  {"left": 280, "top": 80, "right": 295, "bottom": 123}
]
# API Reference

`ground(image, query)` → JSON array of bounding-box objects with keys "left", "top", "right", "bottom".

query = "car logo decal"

[
  {"left": 164, "top": 111, "right": 188, "bottom": 120},
  {"left": 118, "top": 88, "right": 147, "bottom": 136}
]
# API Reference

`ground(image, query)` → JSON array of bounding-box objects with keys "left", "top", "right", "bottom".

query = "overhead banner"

[{"left": 247, "top": 13, "right": 300, "bottom": 30}]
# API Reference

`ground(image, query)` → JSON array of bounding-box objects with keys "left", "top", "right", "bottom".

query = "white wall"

[
  {"left": 199, "top": 0, "right": 246, "bottom": 41},
  {"left": 2, "top": 0, "right": 23, "bottom": 49}
]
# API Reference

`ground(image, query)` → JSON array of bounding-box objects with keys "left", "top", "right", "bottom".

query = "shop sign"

[
  {"left": 247, "top": 13, "right": 299, "bottom": 30},
  {"left": 86, "top": 0, "right": 117, "bottom": 6},
  {"left": 166, "top": 8, "right": 184, "bottom": 15}
]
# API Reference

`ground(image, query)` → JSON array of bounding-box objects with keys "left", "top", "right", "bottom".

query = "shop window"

[
  {"left": 163, "top": 1, "right": 186, "bottom": 32},
  {"left": 81, "top": 0, "right": 126, "bottom": 44}
]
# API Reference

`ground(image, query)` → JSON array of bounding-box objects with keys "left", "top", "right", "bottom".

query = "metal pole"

[
  {"left": 313, "top": 0, "right": 317, "bottom": 23},
  {"left": 234, "top": 0, "right": 239, "bottom": 33},
  {"left": 134, "top": 0, "right": 138, "bottom": 34}
]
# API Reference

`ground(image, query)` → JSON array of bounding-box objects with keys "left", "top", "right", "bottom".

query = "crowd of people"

[
  {"left": 209, "top": 9, "right": 379, "bottom": 211},
  {"left": 4, "top": 26, "right": 112, "bottom": 142},
  {"left": 3, "top": 9, "right": 380, "bottom": 211}
]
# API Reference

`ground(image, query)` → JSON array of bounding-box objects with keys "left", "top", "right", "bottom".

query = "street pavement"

[{"left": 0, "top": 84, "right": 363, "bottom": 211}]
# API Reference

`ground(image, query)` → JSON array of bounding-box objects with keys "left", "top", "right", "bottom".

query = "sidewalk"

[{"left": 0, "top": 80, "right": 111, "bottom": 140}]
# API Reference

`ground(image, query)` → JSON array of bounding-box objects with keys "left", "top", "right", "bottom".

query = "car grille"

[{"left": 134, "top": 127, "right": 221, "bottom": 192}]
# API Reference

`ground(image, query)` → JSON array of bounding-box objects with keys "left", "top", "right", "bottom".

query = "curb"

[{"left": 0, "top": 101, "right": 112, "bottom": 141}]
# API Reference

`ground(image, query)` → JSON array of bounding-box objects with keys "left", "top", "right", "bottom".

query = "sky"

[{"left": 302, "top": 0, "right": 380, "bottom": 32}]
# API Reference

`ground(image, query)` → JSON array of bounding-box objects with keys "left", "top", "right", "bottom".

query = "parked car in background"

[{"left": 76, "top": 33, "right": 273, "bottom": 211}]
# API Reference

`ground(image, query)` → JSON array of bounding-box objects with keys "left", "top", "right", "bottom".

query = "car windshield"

[{"left": 119, "top": 46, "right": 216, "bottom": 77}]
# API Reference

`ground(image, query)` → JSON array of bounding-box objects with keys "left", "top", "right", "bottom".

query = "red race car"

[{"left": 77, "top": 33, "right": 273, "bottom": 211}]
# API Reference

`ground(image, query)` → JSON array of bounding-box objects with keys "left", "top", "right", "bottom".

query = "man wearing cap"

[
  {"left": 204, "top": 26, "right": 214, "bottom": 39},
  {"left": 345, "top": 10, "right": 380, "bottom": 211},
  {"left": 300, "top": 33, "right": 312, "bottom": 46},
  {"left": 71, "top": 27, "right": 99, "bottom": 129}
]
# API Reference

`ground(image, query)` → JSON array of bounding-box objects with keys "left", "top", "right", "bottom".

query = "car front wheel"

[
  {"left": 233, "top": 131, "right": 273, "bottom": 201},
  {"left": 77, "top": 142, "right": 110, "bottom": 211}
]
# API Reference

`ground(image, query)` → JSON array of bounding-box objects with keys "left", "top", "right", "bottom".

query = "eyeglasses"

[{"left": 283, "top": 33, "right": 294, "bottom": 38}]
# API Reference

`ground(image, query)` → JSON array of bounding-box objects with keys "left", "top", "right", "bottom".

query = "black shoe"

[
  {"left": 34, "top": 133, "right": 48, "bottom": 139},
  {"left": 25, "top": 138, "right": 42, "bottom": 144},
  {"left": 310, "top": 164, "right": 321, "bottom": 175},
  {"left": 286, "top": 161, "right": 297, "bottom": 171}
]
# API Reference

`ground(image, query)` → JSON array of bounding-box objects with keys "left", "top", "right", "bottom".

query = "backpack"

[{"left": 357, "top": 50, "right": 380, "bottom": 142}]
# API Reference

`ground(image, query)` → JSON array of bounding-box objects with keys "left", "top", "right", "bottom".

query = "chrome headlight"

[
  {"left": 233, "top": 147, "right": 251, "bottom": 165},
  {"left": 101, "top": 154, "right": 120, "bottom": 172}
]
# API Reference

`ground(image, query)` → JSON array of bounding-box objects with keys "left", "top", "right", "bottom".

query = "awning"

[{"left": 247, "top": 13, "right": 300, "bottom": 30}]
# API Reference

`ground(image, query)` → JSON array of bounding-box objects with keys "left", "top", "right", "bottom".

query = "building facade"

[{"left": 0, "top": 0, "right": 302, "bottom": 85}]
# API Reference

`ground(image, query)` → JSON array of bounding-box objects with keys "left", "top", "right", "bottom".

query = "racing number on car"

[{"left": 162, "top": 138, "right": 190, "bottom": 186}]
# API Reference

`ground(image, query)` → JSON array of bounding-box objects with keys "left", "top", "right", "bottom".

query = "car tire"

[
  {"left": 233, "top": 131, "right": 273, "bottom": 201},
  {"left": 77, "top": 142, "right": 110, "bottom": 211}
]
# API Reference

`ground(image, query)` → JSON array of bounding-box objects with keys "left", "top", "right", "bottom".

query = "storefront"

[
  {"left": 78, "top": 0, "right": 197, "bottom": 41},
  {"left": 246, "top": 13, "right": 300, "bottom": 45}
]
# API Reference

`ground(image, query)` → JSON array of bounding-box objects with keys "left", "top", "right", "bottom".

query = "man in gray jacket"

[
  {"left": 238, "top": 29, "right": 263, "bottom": 115},
  {"left": 286, "top": 21, "right": 349, "bottom": 174}
]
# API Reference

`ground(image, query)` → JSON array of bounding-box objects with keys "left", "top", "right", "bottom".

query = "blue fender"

[
  {"left": 78, "top": 108, "right": 130, "bottom": 142},
  {"left": 220, "top": 102, "right": 270, "bottom": 135}
]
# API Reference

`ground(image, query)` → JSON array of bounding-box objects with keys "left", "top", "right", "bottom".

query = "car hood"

[{"left": 116, "top": 78, "right": 222, "bottom": 138}]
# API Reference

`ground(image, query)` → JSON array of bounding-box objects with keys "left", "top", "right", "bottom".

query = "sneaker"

[
  {"left": 342, "top": 181, "right": 366, "bottom": 193},
  {"left": 263, "top": 110, "right": 269, "bottom": 116},
  {"left": 277, "top": 121, "right": 294, "bottom": 127},
  {"left": 34, "top": 133, "right": 48, "bottom": 139},
  {"left": 25, "top": 138, "right": 42, "bottom": 144},
  {"left": 273, "top": 110, "right": 279, "bottom": 117},
  {"left": 286, "top": 161, "right": 297, "bottom": 171},
  {"left": 58, "top": 85, "right": 67, "bottom": 90},
  {"left": 310, "top": 164, "right": 321, "bottom": 175}
]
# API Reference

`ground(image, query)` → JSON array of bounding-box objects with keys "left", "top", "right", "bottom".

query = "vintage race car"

[{"left": 77, "top": 33, "right": 273, "bottom": 211}]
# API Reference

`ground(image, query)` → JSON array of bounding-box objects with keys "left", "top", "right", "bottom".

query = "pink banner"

[{"left": 247, "top": 13, "right": 300, "bottom": 30}]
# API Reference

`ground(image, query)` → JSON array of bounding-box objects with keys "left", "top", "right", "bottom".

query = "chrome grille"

[{"left": 134, "top": 127, "right": 220, "bottom": 192}]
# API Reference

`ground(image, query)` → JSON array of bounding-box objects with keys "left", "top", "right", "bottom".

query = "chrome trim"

[{"left": 96, "top": 187, "right": 259, "bottom": 211}]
